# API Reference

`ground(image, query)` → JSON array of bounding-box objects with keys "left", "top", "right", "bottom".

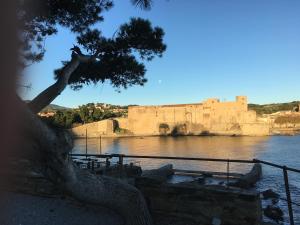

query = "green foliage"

[
  {"left": 131, "top": 0, "right": 153, "bottom": 10},
  {"left": 77, "top": 104, "right": 125, "bottom": 123},
  {"left": 20, "top": 1, "right": 166, "bottom": 91},
  {"left": 19, "top": 0, "right": 113, "bottom": 65},
  {"left": 248, "top": 101, "right": 300, "bottom": 115},
  {"left": 55, "top": 18, "right": 166, "bottom": 91},
  {"left": 41, "top": 102, "right": 128, "bottom": 128},
  {"left": 42, "top": 110, "right": 82, "bottom": 129}
]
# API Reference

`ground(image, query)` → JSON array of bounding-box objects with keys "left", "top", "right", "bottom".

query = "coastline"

[{"left": 71, "top": 130, "right": 300, "bottom": 139}]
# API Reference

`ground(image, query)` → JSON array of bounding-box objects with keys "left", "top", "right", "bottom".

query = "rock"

[
  {"left": 263, "top": 205, "right": 283, "bottom": 223},
  {"left": 197, "top": 176, "right": 205, "bottom": 184},
  {"left": 271, "top": 198, "right": 279, "bottom": 205},
  {"left": 262, "top": 189, "right": 280, "bottom": 199},
  {"left": 141, "top": 164, "right": 174, "bottom": 183},
  {"left": 229, "top": 163, "right": 262, "bottom": 188},
  {"left": 202, "top": 173, "right": 213, "bottom": 178}
]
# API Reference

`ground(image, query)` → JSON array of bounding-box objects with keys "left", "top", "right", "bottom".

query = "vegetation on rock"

[{"left": 249, "top": 102, "right": 300, "bottom": 115}]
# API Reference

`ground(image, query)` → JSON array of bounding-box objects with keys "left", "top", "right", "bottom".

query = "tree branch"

[{"left": 28, "top": 53, "right": 96, "bottom": 114}]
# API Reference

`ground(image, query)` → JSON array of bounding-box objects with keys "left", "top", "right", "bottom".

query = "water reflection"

[{"left": 73, "top": 136, "right": 269, "bottom": 172}]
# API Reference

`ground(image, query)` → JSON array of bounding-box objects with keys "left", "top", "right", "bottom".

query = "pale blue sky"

[{"left": 22, "top": 0, "right": 300, "bottom": 107}]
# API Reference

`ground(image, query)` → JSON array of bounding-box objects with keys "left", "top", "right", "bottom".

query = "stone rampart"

[
  {"left": 127, "top": 96, "right": 270, "bottom": 136},
  {"left": 71, "top": 119, "right": 115, "bottom": 138}
]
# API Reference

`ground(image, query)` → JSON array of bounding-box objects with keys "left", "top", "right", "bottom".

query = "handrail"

[
  {"left": 70, "top": 153, "right": 300, "bottom": 173},
  {"left": 71, "top": 153, "right": 254, "bottom": 163},
  {"left": 70, "top": 153, "right": 299, "bottom": 225},
  {"left": 254, "top": 159, "right": 300, "bottom": 173}
]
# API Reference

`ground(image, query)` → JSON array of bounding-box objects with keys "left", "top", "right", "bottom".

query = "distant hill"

[
  {"left": 41, "top": 104, "right": 70, "bottom": 112},
  {"left": 25, "top": 100, "right": 70, "bottom": 112},
  {"left": 248, "top": 101, "right": 300, "bottom": 115}
]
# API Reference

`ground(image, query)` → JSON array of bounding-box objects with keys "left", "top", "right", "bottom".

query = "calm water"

[{"left": 73, "top": 135, "right": 300, "bottom": 223}]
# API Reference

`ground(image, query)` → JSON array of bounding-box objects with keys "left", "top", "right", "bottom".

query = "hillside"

[
  {"left": 24, "top": 100, "right": 70, "bottom": 112},
  {"left": 40, "top": 102, "right": 133, "bottom": 112},
  {"left": 248, "top": 101, "right": 300, "bottom": 115},
  {"left": 41, "top": 104, "right": 70, "bottom": 112}
]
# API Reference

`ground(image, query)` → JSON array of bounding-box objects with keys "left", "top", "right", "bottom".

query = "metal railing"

[{"left": 70, "top": 153, "right": 300, "bottom": 225}]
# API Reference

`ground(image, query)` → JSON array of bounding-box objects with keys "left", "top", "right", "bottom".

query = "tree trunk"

[
  {"left": 21, "top": 101, "right": 152, "bottom": 225},
  {"left": 28, "top": 56, "right": 80, "bottom": 114}
]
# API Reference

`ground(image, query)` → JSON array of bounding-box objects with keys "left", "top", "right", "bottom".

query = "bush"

[{"left": 249, "top": 102, "right": 300, "bottom": 115}]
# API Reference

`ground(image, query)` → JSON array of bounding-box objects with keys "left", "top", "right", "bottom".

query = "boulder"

[
  {"left": 263, "top": 205, "right": 284, "bottom": 223},
  {"left": 141, "top": 164, "right": 174, "bottom": 184},
  {"left": 262, "top": 189, "right": 280, "bottom": 200},
  {"left": 229, "top": 163, "right": 262, "bottom": 188}
]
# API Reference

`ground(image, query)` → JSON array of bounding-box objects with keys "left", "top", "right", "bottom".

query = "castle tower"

[{"left": 236, "top": 96, "right": 248, "bottom": 111}]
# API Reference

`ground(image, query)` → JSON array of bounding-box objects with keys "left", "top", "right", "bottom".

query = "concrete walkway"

[{"left": 0, "top": 192, "right": 123, "bottom": 225}]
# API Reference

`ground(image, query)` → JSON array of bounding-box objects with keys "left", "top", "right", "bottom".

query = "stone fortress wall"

[
  {"left": 126, "top": 96, "right": 270, "bottom": 136},
  {"left": 71, "top": 119, "right": 115, "bottom": 137},
  {"left": 71, "top": 96, "right": 270, "bottom": 137}
]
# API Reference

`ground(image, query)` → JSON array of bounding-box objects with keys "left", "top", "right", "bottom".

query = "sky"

[{"left": 21, "top": 0, "right": 300, "bottom": 108}]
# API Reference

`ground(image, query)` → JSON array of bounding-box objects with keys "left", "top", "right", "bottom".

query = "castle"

[
  {"left": 126, "top": 96, "right": 269, "bottom": 136},
  {"left": 71, "top": 96, "right": 270, "bottom": 137}
]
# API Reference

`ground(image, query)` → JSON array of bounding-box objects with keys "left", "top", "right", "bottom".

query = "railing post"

[
  {"left": 99, "top": 135, "right": 102, "bottom": 154},
  {"left": 105, "top": 157, "right": 110, "bottom": 169},
  {"left": 85, "top": 128, "right": 88, "bottom": 159},
  {"left": 283, "top": 166, "right": 294, "bottom": 225},
  {"left": 119, "top": 155, "right": 124, "bottom": 168},
  {"left": 91, "top": 160, "right": 95, "bottom": 172},
  {"left": 118, "top": 154, "right": 124, "bottom": 177},
  {"left": 226, "top": 159, "right": 230, "bottom": 187}
]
